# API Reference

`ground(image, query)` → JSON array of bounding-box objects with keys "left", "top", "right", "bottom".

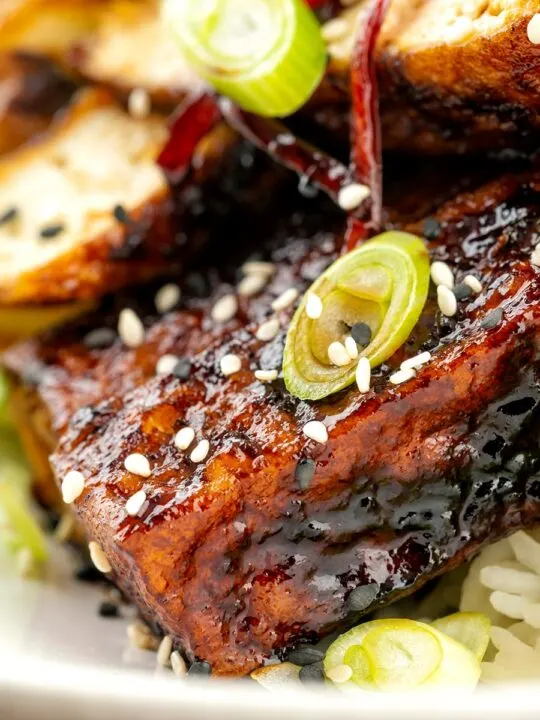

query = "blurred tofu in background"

[{"left": 319, "top": 0, "right": 540, "bottom": 154}]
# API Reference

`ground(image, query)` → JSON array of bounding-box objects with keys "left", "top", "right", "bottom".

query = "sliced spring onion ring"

[
  {"left": 284, "top": 232, "right": 430, "bottom": 401},
  {"left": 0, "top": 482, "right": 47, "bottom": 563},
  {"left": 324, "top": 618, "right": 482, "bottom": 694},
  {"left": 162, "top": 0, "right": 327, "bottom": 117},
  {"left": 0, "top": 370, "right": 47, "bottom": 566},
  {"left": 432, "top": 612, "right": 491, "bottom": 662}
]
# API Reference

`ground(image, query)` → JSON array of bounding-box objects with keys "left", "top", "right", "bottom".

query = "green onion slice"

[
  {"left": 162, "top": 0, "right": 327, "bottom": 117},
  {"left": 0, "top": 370, "right": 47, "bottom": 566},
  {"left": 0, "top": 482, "right": 47, "bottom": 563},
  {"left": 432, "top": 612, "right": 491, "bottom": 662},
  {"left": 284, "top": 232, "right": 430, "bottom": 401},
  {"left": 324, "top": 618, "right": 481, "bottom": 694}
]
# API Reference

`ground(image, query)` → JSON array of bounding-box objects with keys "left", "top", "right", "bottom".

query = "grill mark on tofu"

[{"left": 11, "top": 173, "right": 538, "bottom": 675}]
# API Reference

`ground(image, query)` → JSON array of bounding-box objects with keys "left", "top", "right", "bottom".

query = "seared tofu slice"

[
  {"left": 7, "top": 172, "right": 539, "bottom": 674},
  {"left": 0, "top": 87, "right": 175, "bottom": 304},
  {"left": 72, "top": 0, "right": 204, "bottom": 106},
  {"left": 0, "top": 53, "right": 76, "bottom": 155},
  {"left": 322, "top": 0, "right": 540, "bottom": 153},
  {"left": 0, "top": 0, "right": 106, "bottom": 65}
]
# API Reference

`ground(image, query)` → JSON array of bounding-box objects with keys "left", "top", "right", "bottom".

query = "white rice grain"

[
  {"left": 508, "top": 531, "right": 540, "bottom": 575},
  {"left": 480, "top": 566, "right": 540, "bottom": 597}
]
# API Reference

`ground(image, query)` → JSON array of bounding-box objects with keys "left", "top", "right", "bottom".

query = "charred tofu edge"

[{"left": 0, "top": 87, "right": 174, "bottom": 305}]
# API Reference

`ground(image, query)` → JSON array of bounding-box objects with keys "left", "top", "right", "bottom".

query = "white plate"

[{"left": 0, "top": 540, "right": 539, "bottom": 720}]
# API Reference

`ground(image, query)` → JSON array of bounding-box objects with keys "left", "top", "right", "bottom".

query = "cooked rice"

[{"left": 459, "top": 529, "right": 540, "bottom": 683}]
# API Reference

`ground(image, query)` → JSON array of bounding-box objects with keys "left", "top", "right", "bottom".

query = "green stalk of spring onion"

[{"left": 162, "top": 0, "right": 327, "bottom": 117}]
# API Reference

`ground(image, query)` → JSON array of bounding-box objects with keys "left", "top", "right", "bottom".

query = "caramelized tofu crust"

[
  {"left": 0, "top": 53, "right": 76, "bottom": 155},
  {"left": 9, "top": 173, "right": 537, "bottom": 674},
  {"left": 0, "top": 0, "right": 106, "bottom": 65},
  {"left": 71, "top": 0, "right": 204, "bottom": 106},
  {"left": 323, "top": 0, "right": 540, "bottom": 153},
  {"left": 0, "top": 87, "right": 173, "bottom": 304}
]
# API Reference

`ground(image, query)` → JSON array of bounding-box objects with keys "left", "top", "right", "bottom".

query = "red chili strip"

[
  {"left": 220, "top": 98, "right": 355, "bottom": 203},
  {"left": 158, "top": 91, "right": 221, "bottom": 183},
  {"left": 344, "top": 0, "right": 390, "bottom": 252}
]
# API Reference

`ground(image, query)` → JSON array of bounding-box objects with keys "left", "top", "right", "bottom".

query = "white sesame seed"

[
  {"left": 155, "top": 283, "right": 181, "bottom": 314},
  {"left": 237, "top": 273, "right": 268, "bottom": 297},
  {"left": 128, "top": 87, "right": 151, "bottom": 119},
  {"left": 211, "top": 294, "right": 238, "bottom": 322},
  {"left": 463, "top": 274, "right": 483, "bottom": 294},
  {"left": 437, "top": 285, "right": 458, "bottom": 317},
  {"left": 389, "top": 367, "right": 416, "bottom": 385},
  {"left": 344, "top": 336, "right": 358, "bottom": 361},
  {"left": 328, "top": 341, "right": 351, "bottom": 367},
  {"left": 156, "top": 354, "right": 180, "bottom": 375},
  {"left": 241, "top": 261, "right": 275, "bottom": 277},
  {"left": 527, "top": 14, "right": 540, "bottom": 44},
  {"left": 170, "top": 650, "right": 187, "bottom": 677},
  {"left": 157, "top": 635, "right": 173, "bottom": 668},
  {"left": 303, "top": 420, "right": 328, "bottom": 445},
  {"left": 271, "top": 288, "right": 299, "bottom": 312},
  {"left": 190, "top": 439, "right": 210, "bottom": 463},
  {"left": 89, "top": 541, "right": 112, "bottom": 574},
  {"left": 61, "top": 470, "right": 85, "bottom": 504},
  {"left": 118, "top": 308, "right": 145, "bottom": 348},
  {"left": 220, "top": 353, "right": 242, "bottom": 376},
  {"left": 256, "top": 317, "right": 280, "bottom": 341},
  {"left": 127, "top": 621, "right": 159, "bottom": 651},
  {"left": 125, "top": 490, "right": 147, "bottom": 517},
  {"left": 356, "top": 357, "right": 371, "bottom": 393},
  {"left": 400, "top": 351, "right": 431, "bottom": 372},
  {"left": 254, "top": 369, "right": 278, "bottom": 382},
  {"left": 430, "top": 261, "right": 454, "bottom": 289},
  {"left": 326, "top": 664, "right": 353, "bottom": 684},
  {"left": 174, "top": 427, "right": 195, "bottom": 451},
  {"left": 124, "top": 453, "right": 151, "bottom": 478},
  {"left": 305, "top": 292, "right": 323, "bottom": 319},
  {"left": 337, "top": 183, "right": 371, "bottom": 212}
]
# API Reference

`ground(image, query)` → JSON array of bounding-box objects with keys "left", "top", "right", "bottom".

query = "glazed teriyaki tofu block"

[
  {"left": 0, "top": 87, "right": 172, "bottom": 304},
  {"left": 6, "top": 171, "right": 538, "bottom": 675},
  {"left": 0, "top": 0, "right": 106, "bottom": 65},
  {"left": 322, "top": 0, "right": 540, "bottom": 153},
  {"left": 71, "top": 0, "right": 204, "bottom": 106}
]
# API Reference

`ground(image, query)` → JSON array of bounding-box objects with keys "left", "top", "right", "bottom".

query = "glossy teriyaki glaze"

[{"left": 6, "top": 172, "right": 540, "bottom": 675}]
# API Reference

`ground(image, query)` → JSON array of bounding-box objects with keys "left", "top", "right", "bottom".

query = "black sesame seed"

[
  {"left": 40, "top": 224, "right": 65, "bottom": 239},
  {"left": 173, "top": 357, "right": 191, "bottom": 380},
  {"left": 0, "top": 206, "right": 18, "bottom": 226},
  {"left": 188, "top": 661, "right": 212, "bottom": 677},
  {"left": 83, "top": 327, "right": 117, "bottom": 350},
  {"left": 481, "top": 308, "right": 503, "bottom": 330},
  {"left": 347, "top": 583, "right": 379, "bottom": 612},
  {"left": 98, "top": 601, "right": 120, "bottom": 618},
  {"left": 287, "top": 646, "right": 325, "bottom": 666},
  {"left": 113, "top": 204, "right": 130, "bottom": 224},
  {"left": 295, "top": 459, "right": 315, "bottom": 490},
  {"left": 423, "top": 217, "right": 441, "bottom": 240},
  {"left": 350, "top": 322, "right": 372, "bottom": 346},
  {"left": 453, "top": 283, "right": 473, "bottom": 301},
  {"left": 74, "top": 564, "right": 102, "bottom": 583},
  {"left": 299, "top": 662, "right": 325, "bottom": 684}
]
